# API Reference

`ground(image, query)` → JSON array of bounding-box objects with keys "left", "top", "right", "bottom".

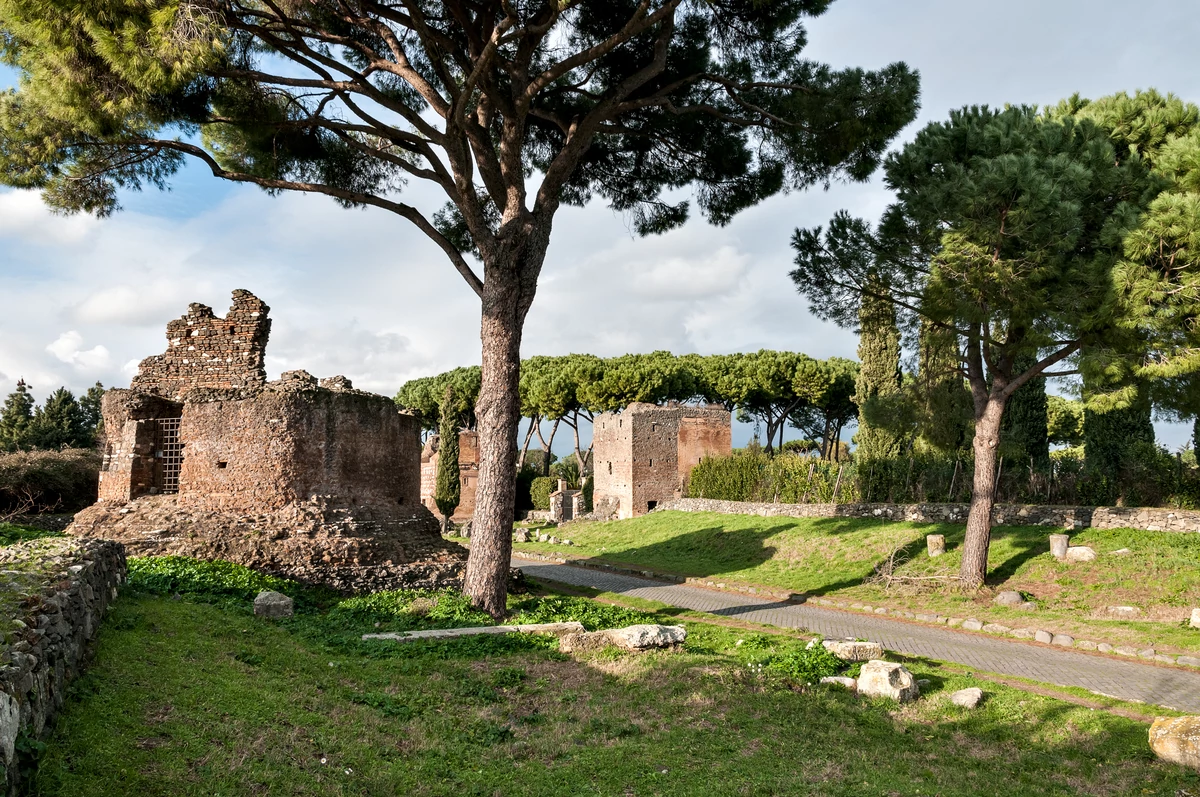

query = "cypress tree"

[
  {"left": 1000, "top": 354, "right": 1050, "bottom": 471},
  {"left": 1084, "top": 379, "right": 1155, "bottom": 495},
  {"left": 80, "top": 382, "right": 105, "bottom": 447},
  {"left": 853, "top": 275, "right": 909, "bottom": 501},
  {"left": 854, "top": 275, "right": 906, "bottom": 461},
  {"left": 30, "top": 387, "right": 89, "bottom": 450},
  {"left": 914, "top": 319, "right": 972, "bottom": 454},
  {"left": 0, "top": 380, "right": 35, "bottom": 452},
  {"left": 434, "top": 387, "right": 462, "bottom": 535}
]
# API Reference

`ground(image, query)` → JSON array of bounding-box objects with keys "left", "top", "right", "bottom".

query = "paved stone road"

[{"left": 514, "top": 556, "right": 1200, "bottom": 712}]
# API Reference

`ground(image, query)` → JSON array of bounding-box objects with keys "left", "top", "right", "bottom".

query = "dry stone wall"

[
  {"left": 655, "top": 497, "right": 1200, "bottom": 533},
  {"left": 0, "top": 537, "right": 125, "bottom": 795}
]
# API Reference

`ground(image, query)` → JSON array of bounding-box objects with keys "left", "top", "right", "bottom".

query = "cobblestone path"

[{"left": 514, "top": 556, "right": 1200, "bottom": 712}]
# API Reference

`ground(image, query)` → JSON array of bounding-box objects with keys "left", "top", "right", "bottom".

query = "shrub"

[
  {"left": 688, "top": 447, "right": 769, "bottom": 501},
  {"left": 688, "top": 449, "right": 858, "bottom": 503},
  {"left": 508, "top": 595, "right": 655, "bottom": 631},
  {"left": 530, "top": 476, "right": 554, "bottom": 510},
  {"left": 764, "top": 642, "right": 843, "bottom": 685},
  {"left": 581, "top": 475, "right": 594, "bottom": 512},
  {"left": 0, "top": 449, "right": 101, "bottom": 514}
]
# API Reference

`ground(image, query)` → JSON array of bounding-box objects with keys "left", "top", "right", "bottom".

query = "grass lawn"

[
  {"left": 19, "top": 558, "right": 1200, "bottom": 797},
  {"left": 513, "top": 511, "right": 1200, "bottom": 654}
]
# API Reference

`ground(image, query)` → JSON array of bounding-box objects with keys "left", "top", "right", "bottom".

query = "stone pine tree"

[
  {"left": 0, "top": 379, "right": 35, "bottom": 452},
  {"left": 0, "top": 0, "right": 919, "bottom": 617},
  {"left": 792, "top": 105, "right": 1165, "bottom": 588},
  {"left": 999, "top": 354, "right": 1050, "bottom": 472},
  {"left": 434, "top": 388, "right": 462, "bottom": 537}
]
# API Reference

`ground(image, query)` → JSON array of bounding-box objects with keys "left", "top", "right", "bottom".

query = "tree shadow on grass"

[{"left": 576, "top": 524, "right": 787, "bottom": 581}]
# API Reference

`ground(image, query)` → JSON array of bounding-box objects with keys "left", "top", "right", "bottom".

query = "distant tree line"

[
  {"left": 0, "top": 380, "right": 105, "bottom": 452},
  {"left": 395, "top": 350, "right": 860, "bottom": 476}
]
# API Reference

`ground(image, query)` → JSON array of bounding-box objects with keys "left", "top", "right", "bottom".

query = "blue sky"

[{"left": 1, "top": 0, "right": 1198, "bottom": 453}]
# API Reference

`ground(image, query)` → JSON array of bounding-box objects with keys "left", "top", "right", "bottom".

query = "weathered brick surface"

[
  {"left": 592, "top": 403, "right": 730, "bottom": 519},
  {"left": 131, "top": 289, "right": 270, "bottom": 397},
  {"left": 419, "top": 430, "right": 479, "bottom": 521},
  {"left": 75, "top": 290, "right": 465, "bottom": 591}
]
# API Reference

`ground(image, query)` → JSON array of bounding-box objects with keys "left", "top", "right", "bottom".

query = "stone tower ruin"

[
  {"left": 591, "top": 402, "right": 731, "bottom": 519},
  {"left": 69, "top": 290, "right": 465, "bottom": 592}
]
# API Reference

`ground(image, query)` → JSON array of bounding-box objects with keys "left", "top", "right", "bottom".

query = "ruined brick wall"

[
  {"left": 97, "top": 390, "right": 182, "bottom": 502},
  {"left": 131, "top": 289, "right": 270, "bottom": 398},
  {"left": 592, "top": 408, "right": 637, "bottom": 519},
  {"left": 677, "top": 407, "right": 732, "bottom": 486},
  {"left": 592, "top": 403, "right": 731, "bottom": 519},
  {"left": 179, "top": 379, "right": 422, "bottom": 513},
  {"left": 419, "top": 430, "right": 480, "bottom": 521}
]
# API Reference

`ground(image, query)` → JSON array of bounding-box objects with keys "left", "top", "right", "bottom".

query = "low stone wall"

[
  {"left": 0, "top": 537, "right": 125, "bottom": 794},
  {"left": 655, "top": 498, "right": 1200, "bottom": 533}
]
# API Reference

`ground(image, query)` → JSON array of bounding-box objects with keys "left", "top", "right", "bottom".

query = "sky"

[{"left": 1, "top": 0, "right": 1199, "bottom": 452}]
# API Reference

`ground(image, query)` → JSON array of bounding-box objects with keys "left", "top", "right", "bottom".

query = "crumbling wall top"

[{"left": 131, "top": 289, "right": 271, "bottom": 398}]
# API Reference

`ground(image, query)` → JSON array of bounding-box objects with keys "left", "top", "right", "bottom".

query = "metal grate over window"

[{"left": 153, "top": 417, "right": 183, "bottom": 494}]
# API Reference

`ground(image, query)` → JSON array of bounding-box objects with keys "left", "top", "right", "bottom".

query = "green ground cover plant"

[
  {"left": 24, "top": 556, "right": 1199, "bottom": 796},
  {"left": 513, "top": 511, "right": 1200, "bottom": 653},
  {"left": 0, "top": 522, "right": 61, "bottom": 546}
]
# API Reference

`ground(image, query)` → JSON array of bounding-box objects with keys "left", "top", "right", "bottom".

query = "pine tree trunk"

[
  {"left": 960, "top": 395, "right": 1005, "bottom": 588},
  {"left": 462, "top": 228, "right": 545, "bottom": 619}
]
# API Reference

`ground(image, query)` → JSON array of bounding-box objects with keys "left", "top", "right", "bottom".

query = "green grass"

[
  {"left": 514, "top": 511, "right": 1200, "bottom": 652},
  {"left": 0, "top": 522, "right": 62, "bottom": 547},
  {"left": 28, "top": 565, "right": 1200, "bottom": 797}
]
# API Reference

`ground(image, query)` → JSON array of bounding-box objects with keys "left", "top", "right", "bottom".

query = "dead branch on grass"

[{"left": 864, "top": 544, "right": 960, "bottom": 591}]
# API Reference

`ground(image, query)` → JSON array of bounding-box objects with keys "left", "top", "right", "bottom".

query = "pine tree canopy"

[{"left": 0, "top": 0, "right": 920, "bottom": 269}]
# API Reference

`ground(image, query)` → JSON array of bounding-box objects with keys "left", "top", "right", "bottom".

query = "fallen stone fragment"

[
  {"left": 1139, "top": 648, "right": 1157, "bottom": 659},
  {"left": 1075, "top": 640, "right": 1098, "bottom": 651},
  {"left": 1097, "top": 643, "right": 1114, "bottom": 653},
  {"left": 513, "top": 529, "right": 530, "bottom": 543},
  {"left": 254, "top": 590, "right": 294, "bottom": 619},
  {"left": 946, "top": 618, "right": 965, "bottom": 628},
  {"left": 1011, "top": 628, "right": 1037, "bottom": 639},
  {"left": 1149, "top": 716, "right": 1200, "bottom": 769},
  {"left": 820, "top": 676, "right": 857, "bottom": 691},
  {"left": 559, "top": 624, "right": 687, "bottom": 653},
  {"left": 857, "top": 660, "right": 920, "bottom": 703},
  {"left": 1064, "top": 546, "right": 1098, "bottom": 563},
  {"left": 949, "top": 687, "right": 984, "bottom": 709},
  {"left": 1114, "top": 646, "right": 1139, "bottom": 657},
  {"left": 822, "top": 640, "right": 884, "bottom": 662},
  {"left": 1156, "top": 655, "right": 1177, "bottom": 664},
  {"left": 926, "top": 534, "right": 945, "bottom": 557},
  {"left": 993, "top": 590, "right": 1024, "bottom": 607},
  {"left": 1051, "top": 634, "right": 1074, "bottom": 647},
  {"left": 364, "top": 621, "right": 584, "bottom": 643},
  {"left": 1106, "top": 606, "right": 1141, "bottom": 619},
  {"left": 961, "top": 619, "right": 984, "bottom": 631},
  {"left": 1034, "top": 630, "right": 1053, "bottom": 644}
]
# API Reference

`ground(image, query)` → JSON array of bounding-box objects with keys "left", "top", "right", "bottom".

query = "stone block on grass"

[
  {"left": 1149, "top": 716, "right": 1200, "bottom": 769},
  {"left": 949, "top": 687, "right": 984, "bottom": 709},
  {"left": 822, "top": 640, "right": 884, "bottom": 662},
  {"left": 856, "top": 660, "right": 920, "bottom": 703},
  {"left": 254, "top": 590, "right": 294, "bottom": 619}
]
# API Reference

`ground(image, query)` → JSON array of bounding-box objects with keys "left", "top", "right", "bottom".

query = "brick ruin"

[
  {"left": 591, "top": 402, "right": 731, "bottom": 519},
  {"left": 419, "top": 430, "right": 480, "bottom": 522},
  {"left": 68, "top": 290, "right": 465, "bottom": 592}
]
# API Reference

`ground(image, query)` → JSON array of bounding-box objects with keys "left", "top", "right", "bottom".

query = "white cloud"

[
  {"left": 2, "top": 0, "right": 1199, "bottom": 450},
  {"left": 45, "top": 331, "right": 112, "bottom": 371}
]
